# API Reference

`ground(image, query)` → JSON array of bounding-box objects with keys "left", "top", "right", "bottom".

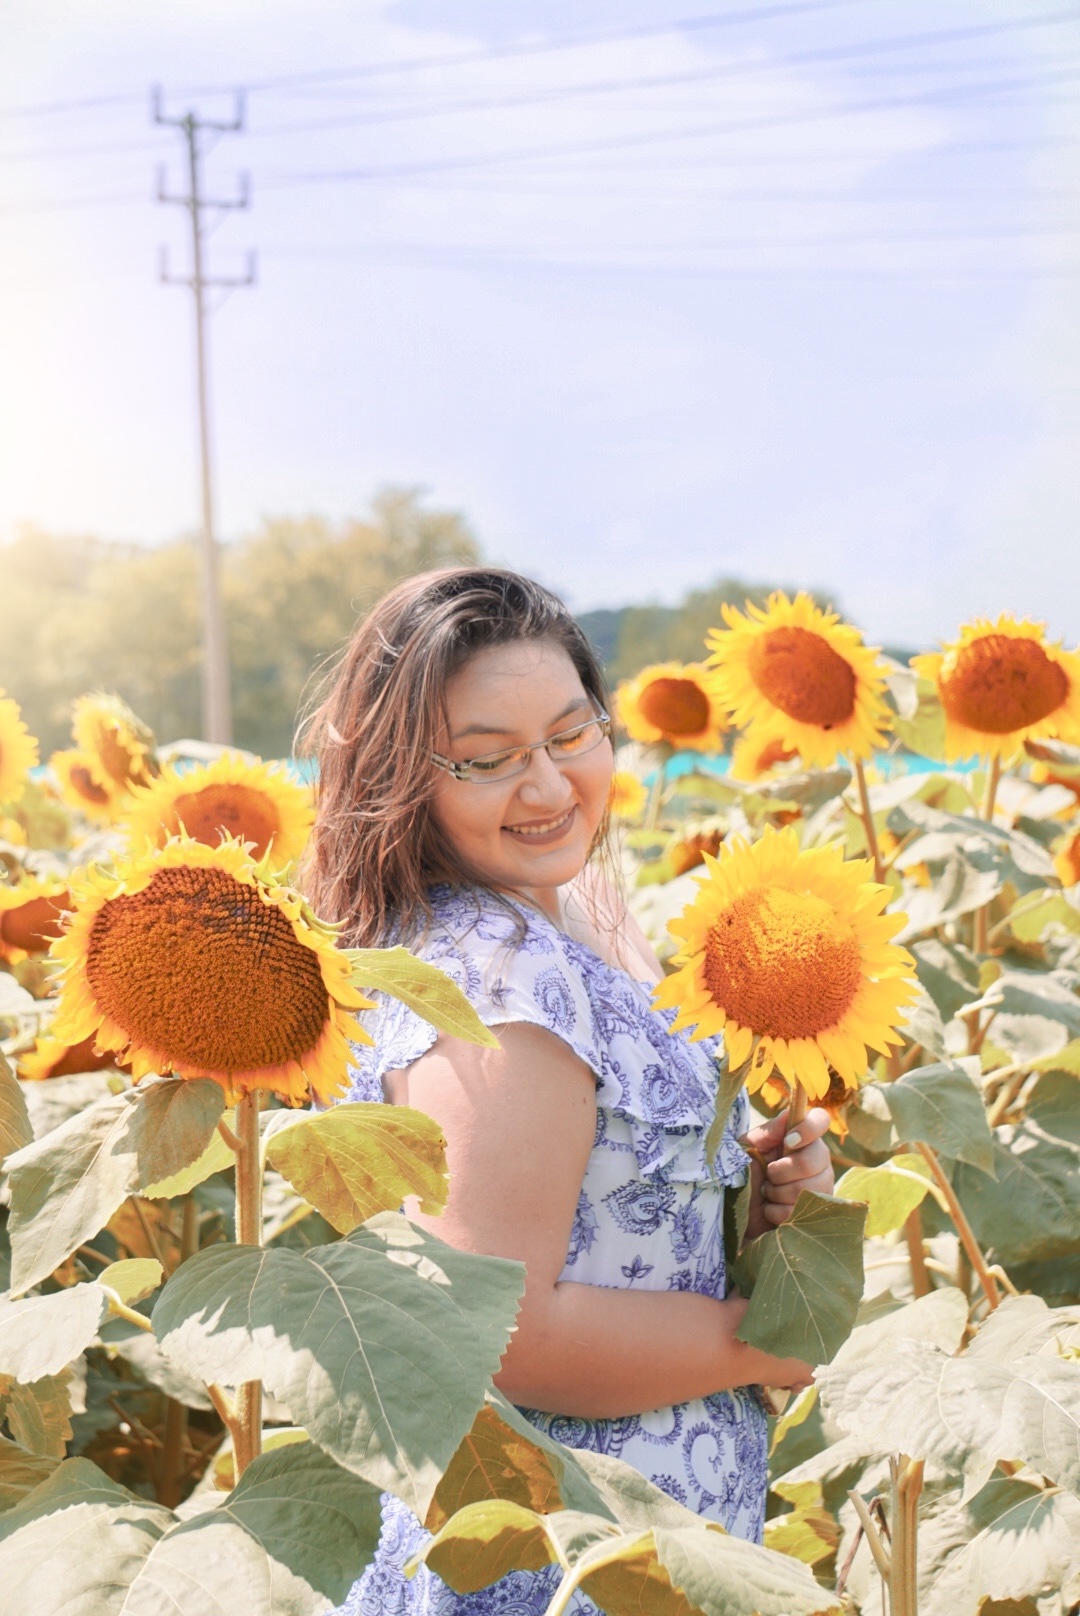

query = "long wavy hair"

[{"left": 299, "top": 567, "right": 614, "bottom": 947}]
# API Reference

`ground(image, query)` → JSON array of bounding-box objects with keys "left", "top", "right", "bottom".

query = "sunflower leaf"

[
  {"left": 890, "top": 675, "right": 947, "bottom": 761},
  {"left": 348, "top": 946, "right": 500, "bottom": 1047},
  {"left": 6, "top": 1078, "right": 225, "bottom": 1294},
  {"left": 152, "top": 1210, "right": 523, "bottom": 1517},
  {"left": 730, "top": 1191, "right": 867, "bottom": 1366},
  {"left": 0, "top": 1371, "right": 75, "bottom": 1458},
  {"left": 0, "top": 1051, "right": 31, "bottom": 1165},
  {"left": 142, "top": 1110, "right": 236, "bottom": 1199},
  {"left": 845, "top": 1059, "right": 994, "bottom": 1174},
  {"left": 835, "top": 1154, "right": 937, "bottom": 1237},
  {"left": 950, "top": 1117, "right": 1080, "bottom": 1266},
  {"left": 98, "top": 1258, "right": 163, "bottom": 1307},
  {"left": 0, "top": 1284, "right": 107, "bottom": 1382},
  {"left": 919, "top": 1479, "right": 1080, "bottom": 1614},
  {"left": 265, "top": 1101, "right": 449, "bottom": 1232},
  {"left": 0, "top": 1437, "right": 59, "bottom": 1513}
]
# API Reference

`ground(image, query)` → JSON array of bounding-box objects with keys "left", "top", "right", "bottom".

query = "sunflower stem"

[
  {"left": 853, "top": 756, "right": 885, "bottom": 885},
  {"left": 786, "top": 1082, "right": 809, "bottom": 1132},
  {"left": 889, "top": 1454, "right": 925, "bottom": 1616},
  {"left": 156, "top": 1194, "right": 199, "bottom": 1508},
  {"left": 914, "top": 1140, "right": 1000, "bottom": 1311},
  {"left": 973, "top": 756, "right": 1003, "bottom": 955},
  {"left": 644, "top": 742, "right": 671, "bottom": 829},
  {"left": 233, "top": 1089, "right": 264, "bottom": 1478},
  {"left": 903, "top": 1205, "right": 932, "bottom": 1298}
]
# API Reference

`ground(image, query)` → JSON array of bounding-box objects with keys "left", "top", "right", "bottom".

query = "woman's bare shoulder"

[{"left": 564, "top": 866, "right": 664, "bottom": 986}]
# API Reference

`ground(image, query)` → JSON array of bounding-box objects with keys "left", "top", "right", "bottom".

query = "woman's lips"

[{"left": 502, "top": 805, "right": 576, "bottom": 846}]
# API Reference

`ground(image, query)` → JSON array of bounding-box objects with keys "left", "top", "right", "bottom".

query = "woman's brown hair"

[{"left": 299, "top": 567, "right": 613, "bottom": 946}]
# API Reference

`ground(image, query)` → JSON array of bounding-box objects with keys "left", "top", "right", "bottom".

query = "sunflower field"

[{"left": 0, "top": 595, "right": 1079, "bottom": 1615}]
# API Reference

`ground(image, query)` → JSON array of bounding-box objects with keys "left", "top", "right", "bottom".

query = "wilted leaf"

[
  {"left": 846, "top": 1059, "right": 994, "bottom": 1174},
  {"left": 1, "top": 1371, "right": 75, "bottom": 1458},
  {"left": 835, "top": 1154, "right": 937, "bottom": 1237},
  {"left": 6, "top": 1078, "right": 224, "bottom": 1294},
  {"left": 0, "top": 1436, "right": 57, "bottom": 1512},
  {"left": 764, "top": 1478, "right": 838, "bottom": 1567},
  {"left": 349, "top": 946, "right": 500, "bottom": 1047},
  {"left": 921, "top": 1479, "right": 1080, "bottom": 1615},
  {"left": 0, "top": 1283, "right": 107, "bottom": 1381},
  {"left": 731, "top": 1192, "right": 866, "bottom": 1366},
  {"left": 425, "top": 1401, "right": 564, "bottom": 1533},
  {"left": 0, "top": 1052, "right": 31, "bottom": 1165},
  {"left": 153, "top": 1211, "right": 523, "bottom": 1516},
  {"left": 99, "top": 1258, "right": 163, "bottom": 1306},
  {"left": 266, "top": 1102, "right": 449, "bottom": 1232}
]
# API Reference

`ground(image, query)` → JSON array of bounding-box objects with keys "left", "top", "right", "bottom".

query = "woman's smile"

[{"left": 502, "top": 805, "right": 576, "bottom": 844}]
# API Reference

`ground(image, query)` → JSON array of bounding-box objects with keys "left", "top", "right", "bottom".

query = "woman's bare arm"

[{"left": 384, "top": 1022, "right": 812, "bottom": 1417}]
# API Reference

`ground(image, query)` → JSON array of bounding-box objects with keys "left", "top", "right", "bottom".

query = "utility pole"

[{"left": 153, "top": 88, "right": 255, "bottom": 746}]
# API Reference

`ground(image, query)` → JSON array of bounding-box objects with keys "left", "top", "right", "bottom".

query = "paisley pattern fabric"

[{"left": 332, "top": 884, "right": 768, "bottom": 1616}]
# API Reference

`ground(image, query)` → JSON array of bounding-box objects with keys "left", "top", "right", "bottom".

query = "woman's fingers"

[
  {"left": 762, "top": 1167, "right": 834, "bottom": 1208},
  {"left": 765, "top": 1136, "right": 831, "bottom": 1186},
  {"left": 741, "top": 1104, "right": 831, "bottom": 1161}
]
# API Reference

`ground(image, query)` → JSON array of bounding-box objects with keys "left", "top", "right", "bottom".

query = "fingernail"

[{"left": 784, "top": 1130, "right": 801, "bottom": 1150}]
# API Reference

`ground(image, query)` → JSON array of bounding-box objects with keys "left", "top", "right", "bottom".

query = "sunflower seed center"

[
  {"left": 942, "top": 634, "right": 1069, "bottom": 735},
  {"left": 637, "top": 677, "right": 711, "bottom": 737},
  {"left": 748, "top": 626, "right": 857, "bottom": 728},
  {"left": 170, "top": 783, "right": 281, "bottom": 860},
  {"left": 702, "top": 885, "right": 862, "bottom": 1039}
]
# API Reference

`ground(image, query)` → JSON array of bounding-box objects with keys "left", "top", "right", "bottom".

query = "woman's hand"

[{"left": 741, "top": 1105, "right": 836, "bottom": 1241}]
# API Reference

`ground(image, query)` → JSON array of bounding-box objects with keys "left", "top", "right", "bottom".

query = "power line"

[
  {"left": 154, "top": 88, "right": 255, "bottom": 746},
  {"left": 260, "top": 63, "right": 1080, "bottom": 191}
]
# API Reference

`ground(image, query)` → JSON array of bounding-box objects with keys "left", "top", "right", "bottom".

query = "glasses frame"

[{"left": 431, "top": 709, "right": 612, "bottom": 785}]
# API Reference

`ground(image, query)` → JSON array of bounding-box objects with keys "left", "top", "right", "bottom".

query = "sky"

[{"left": 1, "top": 0, "right": 1078, "bottom": 649}]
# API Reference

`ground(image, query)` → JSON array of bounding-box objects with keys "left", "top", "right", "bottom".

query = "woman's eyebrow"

[{"left": 452, "top": 695, "right": 590, "bottom": 742}]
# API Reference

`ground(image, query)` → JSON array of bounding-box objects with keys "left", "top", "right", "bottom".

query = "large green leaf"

[
  {"left": 845, "top": 1059, "right": 994, "bottom": 1174},
  {"left": 6, "top": 1077, "right": 225, "bottom": 1294},
  {"left": 265, "top": 1102, "right": 449, "bottom": 1232},
  {"left": 887, "top": 798, "right": 1056, "bottom": 902},
  {"left": 153, "top": 1211, "right": 523, "bottom": 1516},
  {"left": 418, "top": 1499, "right": 842, "bottom": 1615},
  {"left": 835, "top": 1154, "right": 936, "bottom": 1237},
  {"left": 348, "top": 946, "right": 499, "bottom": 1047},
  {"left": 951, "top": 1120, "right": 1080, "bottom": 1265},
  {"left": 0, "top": 1283, "right": 107, "bottom": 1381},
  {"left": 730, "top": 1192, "right": 866, "bottom": 1366},
  {"left": 0, "top": 1051, "right": 31, "bottom": 1164},
  {"left": 1001, "top": 888, "right": 1080, "bottom": 944},
  {"left": 0, "top": 1443, "right": 383, "bottom": 1616},
  {"left": 911, "top": 939, "right": 980, "bottom": 1022},
  {"left": 122, "top": 1440, "right": 383, "bottom": 1616},
  {"left": 920, "top": 1479, "right": 1080, "bottom": 1614},
  {"left": 141, "top": 1110, "right": 236, "bottom": 1199}
]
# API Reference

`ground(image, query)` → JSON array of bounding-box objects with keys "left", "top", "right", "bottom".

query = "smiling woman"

[{"left": 301, "top": 569, "right": 834, "bottom": 1616}]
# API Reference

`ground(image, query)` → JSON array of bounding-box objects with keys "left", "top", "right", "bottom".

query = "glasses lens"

[
  {"left": 548, "top": 718, "right": 608, "bottom": 759},
  {"left": 465, "top": 748, "right": 531, "bottom": 782}
]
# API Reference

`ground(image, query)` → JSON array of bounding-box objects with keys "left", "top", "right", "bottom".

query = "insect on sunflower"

[
  {"left": 653, "top": 825, "right": 916, "bottom": 1100},
  {"left": 0, "top": 692, "right": 39, "bottom": 806},
  {"left": 706, "top": 592, "right": 891, "bottom": 769},
  {"left": 126, "top": 753, "right": 314, "bottom": 866},
  {"left": 616, "top": 662, "right": 730, "bottom": 753},
  {"left": 50, "top": 837, "right": 375, "bottom": 1105},
  {"left": 912, "top": 615, "right": 1080, "bottom": 764}
]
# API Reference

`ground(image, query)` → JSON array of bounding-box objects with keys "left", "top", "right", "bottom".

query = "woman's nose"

[{"left": 516, "top": 746, "right": 574, "bottom": 802}]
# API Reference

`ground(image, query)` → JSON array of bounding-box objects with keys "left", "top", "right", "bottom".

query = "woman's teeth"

[{"left": 506, "top": 810, "right": 573, "bottom": 836}]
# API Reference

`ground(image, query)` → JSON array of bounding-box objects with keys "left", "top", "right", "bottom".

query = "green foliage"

[
  {"left": 265, "top": 1103, "right": 449, "bottom": 1232},
  {"left": 151, "top": 1212, "right": 524, "bottom": 1516},
  {"left": 731, "top": 1192, "right": 867, "bottom": 1365},
  {"left": 0, "top": 489, "right": 479, "bottom": 757},
  {"left": 348, "top": 946, "right": 500, "bottom": 1047},
  {"left": 846, "top": 1060, "right": 995, "bottom": 1173},
  {"left": 835, "top": 1154, "right": 937, "bottom": 1237}
]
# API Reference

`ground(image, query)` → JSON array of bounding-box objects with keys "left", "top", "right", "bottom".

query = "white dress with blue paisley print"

[{"left": 332, "top": 884, "right": 768, "bottom": 1616}]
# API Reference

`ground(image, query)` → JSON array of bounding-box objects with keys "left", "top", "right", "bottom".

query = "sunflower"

[
  {"left": 911, "top": 616, "right": 1080, "bottom": 764},
  {"left": 0, "top": 876, "right": 71, "bottom": 964},
  {"left": 653, "top": 825, "right": 916, "bottom": 1099},
  {"left": 616, "top": 662, "right": 730, "bottom": 752},
  {"left": 728, "top": 734, "right": 799, "bottom": 783},
  {"left": 706, "top": 592, "right": 891, "bottom": 769},
  {"left": 0, "top": 692, "right": 39, "bottom": 805},
  {"left": 49, "top": 837, "right": 375, "bottom": 1105},
  {"left": 669, "top": 825, "right": 725, "bottom": 878},
  {"left": 125, "top": 754, "right": 314, "bottom": 865},
  {"left": 17, "top": 1032, "right": 124, "bottom": 1082},
  {"left": 608, "top": 770, "right": 648, "bottom": 820},
  {"left": 1055, "top": 832, "right": 1080, "bottom": 889},
  {"left": 72, "top": 693, "right": 156, "bottom": 792},
  {"left": 51, "top": 749, "right": 127, "bottom": 823}
]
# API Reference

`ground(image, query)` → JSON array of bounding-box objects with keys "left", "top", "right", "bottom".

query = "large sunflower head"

[
  {"left": 50, "top": 749, "right": 128, "bottom": 824},
  {"left": 49, "top": 837, "right": 374, "bottom": 1105},
  {"left": 125, "top": 754, "right": 314, "bottom": 866},
  {"left": 653, "top": 825, "right": 916, "bottom": 1099},
  {"left": 71, "top": 693, "right": 156, "bottom": 792},
  {"left": 0, "top": 875, "right": 71, "bottom": 964},
  {"left": 0, "top": 692, "right": 39, "bottom": 806},
  {"left": 706, "top": 592, "right": 892, "bottom": 768},
  {"left": 616, "top": 662, "right": 730, "bottom": 753},
  {"left": 912, "top": 616, "right": 1080, "bottom": 764}
]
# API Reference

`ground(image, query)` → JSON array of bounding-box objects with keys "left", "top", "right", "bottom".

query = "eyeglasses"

[{"left": 431, "top": 710, "right": 612, "bottom": 784}]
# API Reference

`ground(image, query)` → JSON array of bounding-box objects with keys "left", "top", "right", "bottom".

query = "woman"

[{"left": 303, "top": 568, "right": 834, "bottom": 1615}]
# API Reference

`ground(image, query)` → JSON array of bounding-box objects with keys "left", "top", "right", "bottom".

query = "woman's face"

[{"left": 430, "top": 638, "right": 614, "bottom": 899}]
